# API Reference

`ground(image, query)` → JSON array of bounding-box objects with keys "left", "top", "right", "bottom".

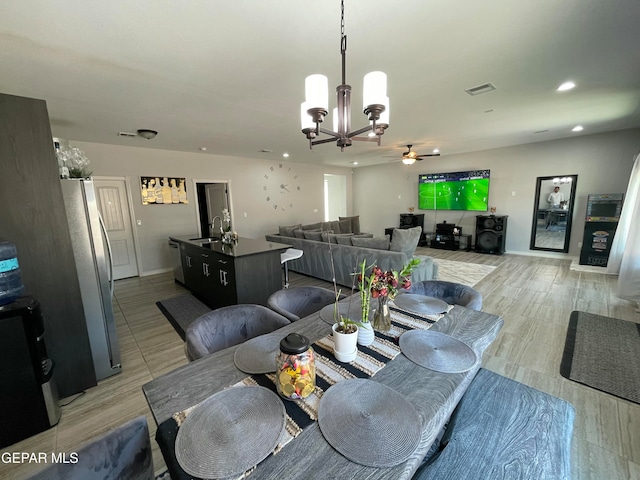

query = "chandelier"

[{"left": 300, "top": 0, "right": 389, "bottom": 151}]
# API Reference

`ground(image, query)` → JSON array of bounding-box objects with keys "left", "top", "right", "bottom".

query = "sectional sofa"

[{"left": 265, "top": 216, "right": 438, "bottom": 288}]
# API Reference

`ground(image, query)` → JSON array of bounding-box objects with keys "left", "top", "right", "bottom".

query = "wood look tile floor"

[{"left": 1, "top": 247, "right": 639, "bottom": 479}]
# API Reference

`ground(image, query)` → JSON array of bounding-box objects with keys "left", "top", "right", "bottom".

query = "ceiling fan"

[{"left": 400, "top": 145, "right": 440, "bottom": 165}]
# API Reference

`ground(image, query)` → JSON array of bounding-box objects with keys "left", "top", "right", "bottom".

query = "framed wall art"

[{"left": 140, "top": 176, "right": 188, "bottom": 205}]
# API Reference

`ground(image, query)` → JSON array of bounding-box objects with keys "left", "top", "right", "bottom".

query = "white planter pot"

[
  {"left": 357, "top": 321, "right": 375, "bottom": 346},
  {"left": 332, "top": 323, "right": 358, "bottom": 362}
]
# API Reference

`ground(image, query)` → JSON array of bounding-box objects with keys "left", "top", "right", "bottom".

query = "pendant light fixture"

[{"left": 300, "top": 0, "right": 389, "bottom": 151}]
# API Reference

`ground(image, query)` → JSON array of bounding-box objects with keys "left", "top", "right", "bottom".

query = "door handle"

[{"left": 220, "top": 269, "right": 228, "bottom": 286}]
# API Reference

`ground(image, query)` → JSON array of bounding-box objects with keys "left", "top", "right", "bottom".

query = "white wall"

[
  {"left": 73, "top": 141, "right": 353, "bottom": 274},
  {"left": 353, "top": 128, "right": 640, "bottom": 257}
]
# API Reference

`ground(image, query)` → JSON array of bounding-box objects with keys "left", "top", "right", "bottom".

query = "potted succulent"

[{"left": 331, "top": 290, "right": 359, "bottom": 362}]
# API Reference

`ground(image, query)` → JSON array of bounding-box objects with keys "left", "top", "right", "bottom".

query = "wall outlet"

[
  {"left": 313, "top": 208, "right": 318, "bottom": 213},
  {"left": 243, "top": 212, "right": 247, "bottom": 218},
  {"left": 136, "top": 219, "right": 142, "bottom": 226}
]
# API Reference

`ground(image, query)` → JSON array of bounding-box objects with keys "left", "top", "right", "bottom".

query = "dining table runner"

[{"left": 156, "top": 302, "right": 454, "bottom": 480}]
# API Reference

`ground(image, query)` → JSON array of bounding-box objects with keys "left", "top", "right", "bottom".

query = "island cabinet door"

[
  {"left": 234, "top": 252, "right": 283, "bottom": 306},
  {"left": 181, "top": 244, "right": 203, "bottom": 295},
  {"left": 211, "top": 253, "right": 237, "bottom": 307}
]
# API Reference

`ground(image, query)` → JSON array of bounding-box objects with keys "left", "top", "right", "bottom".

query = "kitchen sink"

[{"left": 189, "top": 237, "right": 221, "bottom": 244}]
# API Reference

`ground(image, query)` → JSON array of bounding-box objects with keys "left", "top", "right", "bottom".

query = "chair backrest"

[
  {"left": 408, "top": 280, "right": 483, "bottom": 310},
  {"left": 267, "top": 286, "right": 344, "bottom": 322},
  {"left": 185, "top": 304, "right": 290, "bottom": 361},
  {"left": 26, "top": 416, "right": 153, "bottom": 480}
]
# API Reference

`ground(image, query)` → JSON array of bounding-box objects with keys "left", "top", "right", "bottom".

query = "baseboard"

[{"left": 141, "top": 267, "right": 173, "bottom": 277}]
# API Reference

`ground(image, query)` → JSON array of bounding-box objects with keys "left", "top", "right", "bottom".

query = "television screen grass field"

[{"left": 418, "top": 171, "right": 490, "bottom": 211}]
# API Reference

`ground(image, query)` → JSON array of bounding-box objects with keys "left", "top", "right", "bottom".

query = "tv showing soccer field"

[{"left": 418, "top": 170, "right": 490, "bottom": 211}]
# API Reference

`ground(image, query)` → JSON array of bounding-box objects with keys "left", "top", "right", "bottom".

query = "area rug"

[
  {"left": 560, "top": 311, "right": 640, "bottom": 404},
  {"left": 435, "top": 259, "right": 497, "bottom": 287},
  {"left": 156, "top": 294, "right": 211, "bottom": 340}
]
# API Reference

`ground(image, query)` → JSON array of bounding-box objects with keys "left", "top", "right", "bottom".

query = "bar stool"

[{"left": 280, "top": 248, "right": 303, "bottom": 288}]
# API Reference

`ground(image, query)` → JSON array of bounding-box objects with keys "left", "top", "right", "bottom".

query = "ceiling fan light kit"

[
  {"left": 137, "top": 129, "right": 158, "bottom": 140},
  {"left": 400, "top": 144, "right": 440, "bottom": 165},
  {"left": 300, "top": 0, "right": 389, "bottom": 151}
]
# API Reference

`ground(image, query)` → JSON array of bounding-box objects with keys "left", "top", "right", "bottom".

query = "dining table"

[{"left": 142, "top": 298, "right": 504, "bottom": 480}]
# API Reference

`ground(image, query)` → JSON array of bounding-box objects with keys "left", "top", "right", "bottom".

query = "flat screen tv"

[{"left": 418, "top": 170, "right": 490, "bottom": 211}]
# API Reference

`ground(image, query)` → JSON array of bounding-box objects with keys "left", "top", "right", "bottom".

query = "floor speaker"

[
  {"left": 475, "top": 215, "right": 508, "bottom": 254},
  {"left": 399, "top": 213, "right": 424, "bottom": 229}
]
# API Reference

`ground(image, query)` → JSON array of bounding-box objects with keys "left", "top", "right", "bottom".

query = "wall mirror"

[{"left": 530, "top": 175, "right": 578, "bottom": 253}]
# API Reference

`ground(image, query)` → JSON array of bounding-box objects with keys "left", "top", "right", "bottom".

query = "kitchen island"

[{"left": 169, "top": 235, "right": 292, "bottom": 309}]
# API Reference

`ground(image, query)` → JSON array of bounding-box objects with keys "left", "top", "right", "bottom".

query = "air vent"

[
  {"left": 118, "top": 131, "right": 137, "bottom": 137},
  {"left": 465, "top": 83, "right": 496, "bottom": 96}
]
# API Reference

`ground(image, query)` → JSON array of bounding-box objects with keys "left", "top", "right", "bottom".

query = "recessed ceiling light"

[
  {"left": 199, "top": 147, "right": 207, "bottom": 151},
  {"left": 282, "top": 153, "right": 289, "bottom": 158},
  {"left": 557, "top": 81, "right": 576, "bottom": 92},
  {"left": 572, "top": 125, "right": 584, "bottom": 132},
  {"left": 433, "top": 148, "right": 440, "bottom": 154},
  {"left": 352, "top": 161, "right": 358, "bottom": 165}
]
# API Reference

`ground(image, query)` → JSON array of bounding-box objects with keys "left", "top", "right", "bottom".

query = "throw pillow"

[
  {"left": 320, "top": 231, "right": 336, "bottom": 243},
  {"left": 352, "top": 233, "right": 373, "bottom": 239},
  {"left": 337, "top": 218, "right": 352, "bottom": 234},
  {"left": 335, "top": 235, "right": 354, "bottom": 246},
  {"left": 279, "top": 224, "right": 302, "bottom": 237},
  {"left": 351, "top": 235, "right": 390, "bottom": 250},
  {"left": 293, "top": 229, "right": 306, "bottom": 239},
  {"left": 339, "top": 216, "right": 361, "bottom": 235},
  {"left": 389, "top": 226, "right": 422, "bottom": 259},
  {"left": 303, "top": 230, "right": 324, "bottom": 241},
  {"left": 327, "top": 233, "right": 353, "bottom": 244},
  {"left": 302, "top": 222, "right": 322, "bottom": 231}
]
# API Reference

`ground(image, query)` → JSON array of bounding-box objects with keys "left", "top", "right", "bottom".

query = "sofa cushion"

[
  {"left": 320, "top": 231, "right": 336, "bottom": 243},
  {"left": 302, "top": 222, "right": 322, "bottom": 230},
  {"left": 351, "top": 235, "right": 390, "bottom": 250},
  {"left": 293, "top": 229, "right": 306, "bottom": 239},
  {"left": 279, "top": 224, "right": 302, "bottom": 237},
  {"left": 322, "top": 232, "right": 352, "bottom": 244},
  {"left": 352, "top": 233, "right": 373, "bottom": 239},
  {"left": 303, "top": 230, "right": 324, "bottom": 241},
  {"left": 390, "top": 226, "right": 422, "bottom": 258},
  {"left": 337, "top": 218, "right": 353, "bottom": 234},
  {"left": 339, "top": 216, "right": 361, "bottom": 235},
  {"left": 336, "top": 235, "right": 355, "bottom": 246}
]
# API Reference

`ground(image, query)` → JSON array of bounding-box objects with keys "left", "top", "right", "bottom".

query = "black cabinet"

[{"left": 179, "top": 240, "right": 282, "bottom": 309}]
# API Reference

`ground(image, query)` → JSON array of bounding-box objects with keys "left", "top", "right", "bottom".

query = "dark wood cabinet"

[
  {"left": 0, "top": 93, "right": 96, "bottom": 397},
  {"left": 177, "top": 237, "right": 288, "bottom": 309}
]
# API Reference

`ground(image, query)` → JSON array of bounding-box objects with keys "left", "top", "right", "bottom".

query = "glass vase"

[{"left": 373, "top": 296, "right": 391, "bottom": 332}]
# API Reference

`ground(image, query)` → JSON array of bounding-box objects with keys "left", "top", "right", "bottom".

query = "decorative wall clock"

[{"left": 263, "top": 164, "right": 301, "bottom": 211}]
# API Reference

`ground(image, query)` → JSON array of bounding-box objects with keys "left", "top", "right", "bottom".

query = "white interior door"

[{"left": 93, "top": 178, "right": 139, "bottom": 280}]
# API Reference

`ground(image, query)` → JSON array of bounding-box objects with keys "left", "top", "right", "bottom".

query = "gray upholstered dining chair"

[
  {"left": 26, "top": 416, "right": 154, "bottom": 480},
  {"left": 408, "top": 280, "right": 483, "bottom": 311},
  {"left": 185, "top": 304, "right": 290, "bottom": 361},
  {"left": 267, "top": 286, "right": 346, "bottom": 322}
]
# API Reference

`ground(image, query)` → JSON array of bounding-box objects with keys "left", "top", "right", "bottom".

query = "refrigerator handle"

[{"left": 98, "top": 212, "right": 115, "bottom": 299}]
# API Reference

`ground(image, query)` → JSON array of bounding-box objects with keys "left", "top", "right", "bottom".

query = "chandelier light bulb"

[
  {"left": 363, "top": 71, "right": 387, "bottom": 111},
  {"left": 305, "top": 74, "right": 329, "bottom": 110}
]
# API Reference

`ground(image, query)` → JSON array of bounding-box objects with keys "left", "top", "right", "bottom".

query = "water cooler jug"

[{"left": 0, "top": 296, "right": 61, "bottom": 449}]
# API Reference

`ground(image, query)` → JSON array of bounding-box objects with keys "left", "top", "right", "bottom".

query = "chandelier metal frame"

[{"left": 301, "top": 0, "right": 389, "bottom": 151}]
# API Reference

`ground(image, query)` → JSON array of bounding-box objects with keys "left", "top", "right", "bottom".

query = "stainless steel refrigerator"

[{"left": 60, "top": 179, "right": 121, "bottom": 381}]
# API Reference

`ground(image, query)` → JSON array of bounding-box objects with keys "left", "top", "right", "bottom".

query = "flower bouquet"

[{"left": 356, "top": 258, "right": 420, "bottom": 332}]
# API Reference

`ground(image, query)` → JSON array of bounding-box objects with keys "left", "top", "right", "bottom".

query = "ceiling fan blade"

[{"left": 415, "top": 153, "right": 441, "bottom": 158}]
